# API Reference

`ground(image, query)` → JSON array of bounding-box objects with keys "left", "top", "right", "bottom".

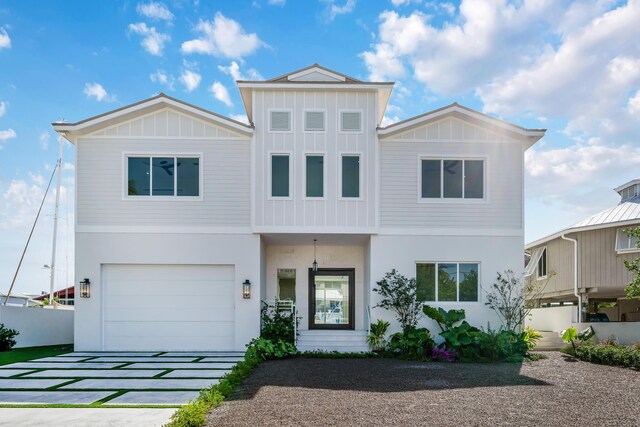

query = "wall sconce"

[
  {"left": 79, "top": 278, "right": 91, "bottom": 298},
  {"left": 243, "top": 280, "right": 251, "bottom": 299},
  {"left": 312, "top": 239, "right": 318, "bottom": 272}
]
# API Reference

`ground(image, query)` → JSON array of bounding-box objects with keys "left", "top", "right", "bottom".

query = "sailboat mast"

[{"left": 48, "top": 138, "right": 63, "bottom": 306}]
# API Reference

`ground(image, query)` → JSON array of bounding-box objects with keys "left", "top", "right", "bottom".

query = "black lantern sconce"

[
  {"left": 312, "top": 239, "right": 318, "bottom": 272},
  {"left": 243, "top": 279, "right": 251, "bottom": 299},
  {"left": 79, "top": 278, "right": 91, "bottom": 298}
]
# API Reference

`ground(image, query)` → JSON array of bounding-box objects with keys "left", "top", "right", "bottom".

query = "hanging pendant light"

[{"left": 312, "top": 239, "right": 318, "bottom": 272}]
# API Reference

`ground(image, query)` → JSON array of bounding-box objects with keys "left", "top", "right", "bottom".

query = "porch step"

[
  {"left": 534, "top": 331, "right": 565, "bottom": 351},
  {"left": 297, "top": 330, "right": 369, "bottom": 353}
]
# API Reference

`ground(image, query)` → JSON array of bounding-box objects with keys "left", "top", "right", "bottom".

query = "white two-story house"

[{"left": 53, "top": 65, "right": 545, "bottom": 352}]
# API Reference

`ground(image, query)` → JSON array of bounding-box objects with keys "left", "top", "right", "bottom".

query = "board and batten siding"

[
  {"left": 76, "top": 109, "right": 251, "bottom": 227},
  {"left": 379, "top": 117, "right": 524, "bottom": 230},
  {"left": 252, "top": 90, "right": 377, "bottom": 230}
]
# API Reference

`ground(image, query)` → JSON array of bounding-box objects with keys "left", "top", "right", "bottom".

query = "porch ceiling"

[{"left": 260, "top": 233, "right": 370, "bottom": 246}]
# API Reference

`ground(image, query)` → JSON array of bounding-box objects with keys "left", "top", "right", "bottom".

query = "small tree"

[
  {"left": 484, "top": 270, "right": 551, "bottom": 332},
  {"left": 623, "top": 227, "right": 640, "bottom": 299},
  {"left": 373, "top": 269, "right": 422, "bottom": 333}
]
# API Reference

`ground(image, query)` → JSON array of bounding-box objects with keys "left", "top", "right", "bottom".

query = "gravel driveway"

[{"left": 207, "top": 352, "right": 639, "bottom": 426}]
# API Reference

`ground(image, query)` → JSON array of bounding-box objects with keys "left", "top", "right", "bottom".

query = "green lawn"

[{"left": 0, "top": 344, "right": 73, "bottom": 365}]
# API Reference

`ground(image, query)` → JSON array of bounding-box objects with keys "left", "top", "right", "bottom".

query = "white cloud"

[
  {"left": 268, "top": 0, "right": 286, "bottom": 5},
  {"left": 1, "top": 180, "right": 45, "bottom": 228},
  {"left": 209, "top": 81, "right": 233, "bottom": 107},
  {"left": 381, "top": 115, "right": 400, "bottom": 127},
  {"left": 0, "top": 101, "right": 6, "bottom": 117},
  {"left": 136, "top": 2, "right": 174, "bottom": 21},
  {"left": 149, "top": 70, "right": 175, "bottom": 91},
  {"left": 0, "top": 128, "right": 16, "bottom": 140},
  {"left": 83, "top": 82, "right": 114, "bottom": 102},
  {"left": 181, "top": 12, "right": 264, "bottom": 59},
  {"left": 128, "top": 22, "right": 170, "bottom": 56},
  {"left": 217, "top": 61, "right": 263, "bottom": 81},
  {"left": 28, "top": 172, "right": 45, "bottom": 186},
  {"left": 180, "top": 69, "right": 202, "bottom": 92},
  {"left": 229, "top": 114, "right": 250, "bottom": 124},
  {"left": 0, "top": 27, "right": 10, "bottom": 49},
  {"left": 39, "top": 132, "right": 50, "bottom": 150},
  {"left": 324, "top": 0, "right": 357, "bottom": 21},
  {"left": 628, "top": 90, "right": 640, "bottom": 115},
  {"left": 391, "top": 0, "right": 419, "bottom": 6}
]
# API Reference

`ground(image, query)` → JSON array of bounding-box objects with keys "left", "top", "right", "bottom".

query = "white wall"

[
  {"left": 75, "top": 232, "right": 261, "bottom": 351},
  {"left": 369, "top": 234, "right": 523, "bottom": 337},
  {"left": 573, "top": 322, "right": 640, "bottom": 345},
  {"left": 0, "top": 306, "right": 73, "bottom": 348},
  {"left": 526, "top": 306, "right": 577, "bottom": 332},
  {"left": 264, "top": 243, "right": 366, "bottom": 331},
  {"left": 253, "top": 90, "right": 378, "bottom": 231}
]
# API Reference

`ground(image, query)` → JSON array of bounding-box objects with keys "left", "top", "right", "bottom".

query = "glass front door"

[{"left": 309, "top": 268, "right": 355, "bottom": 329}]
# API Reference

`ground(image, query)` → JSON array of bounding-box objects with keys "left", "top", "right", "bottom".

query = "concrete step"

[
  {"left": 297, "top": 330, "right": 369, "bottom": 353},
  {"left": 534, "top": 331, "right": 565, "bottom": 351}
]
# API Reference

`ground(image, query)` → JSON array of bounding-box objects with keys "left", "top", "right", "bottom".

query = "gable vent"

[
  {"left": 270, "top": 111, "right": 291, "bottom": 131},
  {"left": 305, "top": 112, "right": 325, "bottom": 131},
  {"left": 341, "top": 112, "right": 361, "bottom": 132}
]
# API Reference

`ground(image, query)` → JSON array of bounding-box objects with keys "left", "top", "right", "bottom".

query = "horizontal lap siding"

[
  {"left": 379, "top": 138, "right": 523, "bottom": 229},
  {"left": 76, "top": 137, "right": 250, "bottom": 226}
]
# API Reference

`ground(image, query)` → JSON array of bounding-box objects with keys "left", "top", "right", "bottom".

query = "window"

[
  {"left": 616, "top": 229, "right": 640, "bottom": 252},
  {"left": 421, "top": 159, "right": 484, "bottom": 199},
  {"left": 305, "top": 155, "right": 324, "bottom": 198},
  {"left": 270, "top": 111, "right": 291, "bottom": 131},
  {"left": 621, "top": 185, "right": 638, "bottom": 201},
  {"left": 340, "top": 111, "right": 361, "bottom": 132},
  {"left": 305, "top": 111, "right": 325, "bottom": 131},
  {"left": 537, "top": 248, "right": 547, "bottom": 278},
  {"left": 341, "top": 155, "right": 360, "bottom": 198},
  {"left": 416, "top": 262, "right": 479, "bottom": 302},
  {"left": 127, "top": 156, "right": 200, "bottom": 197},
  {"left": 271, "top": 154, "right": 290, "bottom": 197}
]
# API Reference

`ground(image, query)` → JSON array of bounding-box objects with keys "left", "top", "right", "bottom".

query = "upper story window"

[
  {"left": 305, "top": 111, "right": 325, "bottom": 132},
  {"left": 341, "top": 155, "right": 360, "bottom": 198},
  {"left": 421, "top": 158, "right": 484, "bottom": 200},
  {"left": 416, "top": 262, "right": 479, "bottom": 302},
  {"left": 271, "top": 154, "right": 290, "bottom": 198},
  {"left": 270, "top": 111, "right": 291, "bottom": 132},
  {"left": 537, "top": 248, "right": 547, "bottom": 278},
  {"left": 305, "top": 154, "right": 324, "bottom": 198},
  {"left": 340, "top": 111, "right": 361, "bottom": 132},
  {"left": 616, "top": 229, "right": 640, "bottom": 252},
  {"left": 621, "top": 185, "right": 638, "bottom": 201},
  {"left": 127, "top": 155, "right": 200, "bottom": 198}
]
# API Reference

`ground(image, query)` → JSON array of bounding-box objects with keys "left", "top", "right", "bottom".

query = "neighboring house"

[
  {"left": 52, "top": 64, "right": 545, "bottom": 352},
  {"left": 525, "top": 179, "right": 640, "bottom": 322},
  {"left": 34, "top": 286, "right": 75, "bottom": 306},
  {"left": 0, "top": 292, "right": 42, "bottom": 307}
]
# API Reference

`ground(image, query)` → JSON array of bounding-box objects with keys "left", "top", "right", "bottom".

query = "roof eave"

[{"left": 525, "top": 218, "right": 640, "bottom": 250}]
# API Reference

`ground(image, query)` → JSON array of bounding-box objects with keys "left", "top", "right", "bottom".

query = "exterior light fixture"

[
  {"left": 243, "top": 279, "right": 251, "bottom": 299},
  {"left": 79, "top": 278, "right": 91, "bottom": 298},
  {"left": 312, "top": 239, "right": 318, "bottom": 272}
]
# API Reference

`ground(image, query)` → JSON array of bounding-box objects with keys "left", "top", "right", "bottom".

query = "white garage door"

[{"left": 102, "top": 264, "right": 235, "bottom": 351}]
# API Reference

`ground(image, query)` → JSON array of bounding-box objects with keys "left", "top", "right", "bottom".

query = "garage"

[{"left": 102, "top": 264, "right": 235, "bottom": 351}]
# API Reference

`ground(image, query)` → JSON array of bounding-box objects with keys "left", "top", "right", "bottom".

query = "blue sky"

[{"left": 1, "top": 0, "right": 640, "bottom": 295}]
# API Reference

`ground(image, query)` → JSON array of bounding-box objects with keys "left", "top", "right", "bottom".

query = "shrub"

[
  {"left": 461, "top": 327, "right": 529, "bottom": 362},
  {"left": 0, "top": 324, "right": 18, "bottom": 352},
  {"left": 524, "top": 327, "right": 543, "bottom": 350},
  {"left": 572, "top": 342, "right": 640, "bottom": 370},
  {"left": 387, "top": 327, "right": 435, "bottom": 360},
  {"left": 422, "top": 305, "right": 479, "bottom": 351},
  {"left": 260, "top": 301, "right": 298, "bottom": 344},
  {"left": 245, "top": 337, "right": 298, "bottom": 361},
  {"left": 374, "top": 269, "right": 422, "bottom": 333},
  {"left": 432, "top": 347, "right": 457, "bottom": 362},
  {"left": 366, "top": 319, "right": 390, "bottom": 352}
]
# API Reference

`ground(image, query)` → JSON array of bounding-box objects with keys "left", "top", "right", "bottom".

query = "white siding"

[
  {"left": 379, "top": 118, "right": 524, "bottom": 230},
  {"left": 253, "top": 90, "right": 377, "bottom": 231},
  {"left": 76, "top": 136, "right": 250, "bottom": 227}
]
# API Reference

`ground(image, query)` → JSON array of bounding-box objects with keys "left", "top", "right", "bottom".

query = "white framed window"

[
  {"left": 621, "top": 186, "right": 638, "bottom": 201},
  {"left": 340, "top": 111, "right": 361, "bottom": 132},
  {"left": 537, "top": 248, "right": 547, "bottom": 279},
  {"left": 616, "top": 228, "right": 640, "bottom": 253},
  {"left": 304, "top": 153, "right": 325, "bottom": 198},
  {"left": 270, "top": 110, "right": 291, "bottom": 132},
  {"left": 416, "top": 262, "right": 480, "bottom": 302},
  {"left": 420, "top": 158, "right": 485, "bottom": 200},
  {"left": 270, "top": 152, "right": 292, "bottom": 198},
  {"left": 340, "top": 153, "right": 361, "bottom": 199},
  {"left": 125, "top": 154, "right": 201, "bottom": 199},
  {"left": 304, "top": 111, "right": 325, "bottom": 132}
]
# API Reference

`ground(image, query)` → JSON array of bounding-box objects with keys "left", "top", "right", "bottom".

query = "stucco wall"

[
  {"left": 526, "top": 306, "right": 577, "bottom": 332},
  {"left": 0, "top": 306, "right": 73, "bottom": 348},
  {"left": 574, "top": 322, "right": 640, "bottom": 345}
]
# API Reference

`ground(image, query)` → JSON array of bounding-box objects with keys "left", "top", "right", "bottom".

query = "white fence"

[
  {"left": 526, "top": 306, "right": 577, "bottom": 332},
  {"left": 573, "top": 322, "right": 640, "bottom": 346},
  {"left": 0, "top": 306, "right": 73, "bottom": 348}
]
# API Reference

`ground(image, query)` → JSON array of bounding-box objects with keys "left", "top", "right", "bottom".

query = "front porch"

[{"left": 260, "top": 234, "right": 372, "bottom": 351}]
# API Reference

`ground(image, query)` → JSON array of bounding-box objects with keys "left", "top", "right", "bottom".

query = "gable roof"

[
  {"left": 378, "top": 102, "right": 546, "bottom": 148},
  {"left": 52, "top": 93, "right": 253, "bottom": 141},
  {"left": 266, "top": 64, "right": 362, "bottom": 83}
]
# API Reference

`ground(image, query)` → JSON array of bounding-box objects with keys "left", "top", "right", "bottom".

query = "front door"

[{"left": 309, "top": 268, "right": 355, "bottom": 330}]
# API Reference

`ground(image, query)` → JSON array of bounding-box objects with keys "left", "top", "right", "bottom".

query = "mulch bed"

[{"left": 206, "top": 352, "right": 639, "bottom": 426}]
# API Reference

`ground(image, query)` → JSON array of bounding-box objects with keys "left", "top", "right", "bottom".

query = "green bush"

[
  {"left": 366, "top": 319, "right": 390, "bottom": 351},
  {"left": 572, "top": 342, "right": 640, "bottom": 369},
  {"left": 387, "top": 327, "right": 435, "bottom": 360},
  {"left": 460, "top": 328, "right": 529, "bottom": 362},
  {"left": 0, "top": 324, "right": 19, "bottom": 352},
  {"left": 260, "top": 302, "right": 298, "bottom": 344},
  {"left": 245, "top": 337, "right": 298, "bottom": 361}
]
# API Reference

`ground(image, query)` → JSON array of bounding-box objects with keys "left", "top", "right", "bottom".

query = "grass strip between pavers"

[
  {"left": 0, "top": 403, "right": 181, "bottom": 409},
  {"left": 154, "top": 370, "right": 173, "bottom": 378},
  {"left": 48, "top": 378, "right": 82, "bottom": 390},
  {"left": 0, "top": 345, "right": 74, "bottom": 366}
]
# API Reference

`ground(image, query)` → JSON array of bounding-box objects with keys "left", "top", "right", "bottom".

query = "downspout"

[{"left": 561, "top": 234, "right": 582, "bottom": 323}]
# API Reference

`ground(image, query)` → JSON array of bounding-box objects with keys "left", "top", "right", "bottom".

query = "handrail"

[{"left": 366, "top": 305, "right": 371, "bottom": 336}]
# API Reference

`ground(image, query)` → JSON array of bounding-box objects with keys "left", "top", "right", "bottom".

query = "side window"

[
  {"left": 305, "top": 155, "right": 324, "bottom": 198},
  {"left": 271, "top": 154, "right": 290, "bottom": 197},
  {"left": 340, "top": 111, "right": 361, "bottom": 132},
  {"left": 270, "top": 111, "right": 291, "bottom": 132},
  {"left": 305, "top": 111, "right": 325, "bottom": 132},
  {"left": 421, "top": 159, "right": 484, "bottom": 199},
  {"left": 127, "top": 156, "right": 199, "bottom": 197},
  {"left": 341, "top": 155, "right": 360, "bottom": 198},
  {"left": 416, "top": 262, "right": 479, "bottom": 302},
  {"left": 537, "top": 248, "right": 547, "bottom": 278}
]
